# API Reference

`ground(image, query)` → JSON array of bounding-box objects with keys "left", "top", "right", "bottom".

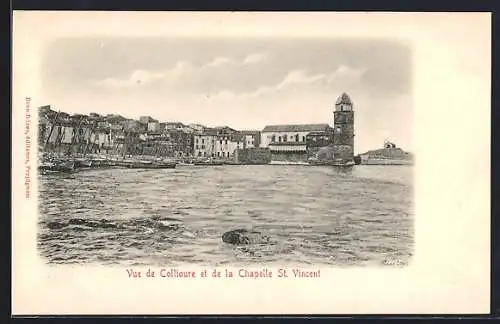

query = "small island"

[{"left": 356, "top": 141, "right": 413, "bottom": 165}]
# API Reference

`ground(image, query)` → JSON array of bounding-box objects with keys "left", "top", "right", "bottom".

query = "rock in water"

[{"left": 222, "top": 229, "right": 269, "bottom": 245}]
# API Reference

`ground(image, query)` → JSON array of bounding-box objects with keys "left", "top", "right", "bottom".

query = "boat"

[
  {"left": 353, "top": 155, "right": 362, "bottom": 165},
  {"left": 127, "top": 160, "right": 177, "bottom": 169},
  {"left": 38, "top": 159, "right": 75, "bottom": 173},
  {"left": 223, "top": 160, "right": 241, "bottom": 165},
  {"left": 269, "top": 160, "right": 310, "bottom": 165},
  {"left": 194, "top": 161, "right": 224, "bottom": 166},
  {"left": 331, "top": 160, "right": 355, "bottom": 167},
  {"left": 74, "top": 157, "right": 93, "bottom": 168},
  {"left": 177, "top": 162, "right": 195, "bottom": 166},
  {"left": 307, "top": 157, "right": 355, "bottom": 167},
  {"left": 193, "top": 158, "right": 225, "bottom": 166}
]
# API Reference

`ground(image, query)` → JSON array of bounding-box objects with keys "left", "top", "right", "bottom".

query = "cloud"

[
  {"left": 327, "top": 65, "right": 367, "bottom": 84},
  {"left": 94, "top": 59, "right": 367, "bottom": 101},
  {"left": 95, "top": 69, "right": 166, "bottom": 88},
  {"left": 212, "top": 65, "right": 367, "bottom": 100},
  {"left": 94, "top": 53, "right": 270, "bottom": 90},
  {"left": 243, "top": 52, "right": 268, "bottom": 65},
  {"left": 94, "top": 61, "right": 193, "bottom": 88},
  {"left": 278, "top": 70, "right": 327, "bottom": 88},
  {"left": 247, "top": 70, "right": 327, "bottom": 97},
  {"left": 213, "top": 90, "right": 236, "bottom": 100},
  {"left": 205, "top": 56, "right": 232, "bottom": 68}
]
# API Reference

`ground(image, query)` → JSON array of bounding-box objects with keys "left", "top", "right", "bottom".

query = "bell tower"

[{"left": 333, "top": 92, "right": 355, "bottom": 162}]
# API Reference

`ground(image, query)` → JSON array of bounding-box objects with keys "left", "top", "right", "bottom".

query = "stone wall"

[
  {"left": 270, "top": 151, "right": 307, "bottom": 162},
  {"left": 308, "top": 145, "right": 335, "bottom": 160},
  {"left": 332, "top": 144, "right": 354, "bottom": 162},
  {"left": 237, "top": 148, "right": 271, "bottom": 164}
]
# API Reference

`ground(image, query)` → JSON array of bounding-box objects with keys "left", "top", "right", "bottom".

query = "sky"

[{"left": 39, "top": 37, "right": 413, "bottom": 154}]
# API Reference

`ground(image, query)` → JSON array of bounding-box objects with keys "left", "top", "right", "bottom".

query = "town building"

[
  {"left": 147, "top": 120, "right": 161, "bottom": 132},
  {"left": 165, "top": 122, "right": 185, "bottom": 131},
  {"left": 139, "top": 133, "right": 172, "bottom": 156},
  {"left": 109, "top": 123, "right": 123, "bottom": 131},
  {"left": 166, "top": 129, "right": 194, "bottom": 157},
  {"left": 239, "top": 130, "right": 261, "bottom": 149},
  {"left": 193, "top": 128, "right": 217, "bottom": 158},
  {"left": 213, "top": 126, "right": 240, "bottom": 159},
  {"left": 122, "top": 119, "right": 146, "bottom": 132},
  {"left": 188, "top": 123, "right": 206, "bottom": 133},
  {"left": 260, "top": 124, "right": 333, "bottom": 162},
  {"left": 139, "top": 116, "right": 155, "bottom": 124}
]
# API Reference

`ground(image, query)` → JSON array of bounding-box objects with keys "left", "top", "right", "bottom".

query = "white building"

[
  {"left": 215, "top": 134, "right": 240, "bottom": 158},
  {"left": 240, "top": 130, "right": 261, "bottom": 149},
  {"left": 193, "top": 131, "right": 217, "bottom": 158},
  {"left": 147, "top": 121, "right": 160, "bottom": 132},
  {"left": 188, "top": 123, "right": 206, "bottom": 133},
  {"left": 260, "top": 124, "right": 331, "bottom": 152}
]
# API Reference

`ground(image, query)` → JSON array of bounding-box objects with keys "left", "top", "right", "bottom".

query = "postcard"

[{"left": 11, "top": 11, "right": 491, "bottom": 315}]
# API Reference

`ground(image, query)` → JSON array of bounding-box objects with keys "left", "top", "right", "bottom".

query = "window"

[
  {"left": 202, "top": 145, "right": 205, "bottom": 149},
  {"left": 195, "top": 138, "right": 198, "bottom": 143},
  {"left": 302, "top": 136, "right": 306, "bottom": 142},
  {"left": 283, "top": 135, "right": 287, "bottom": 142},
  {"left": 227, "top": 152, "right": 230, "bottom": 157},
  {"left": 225, "top": 140, "right": 228, "bottom": 145},
  {"left": 295, "top": 134, "right": 299, "bottom": 142},
  {"left": 220, "top": 140, "right": 223, "bottom": 144},
  {"left": 278, "top": 136, "right": 282, "bottom": 142},
  {"left": 198, "top": 152, "right": 201, "bottom": 157},
  {"left": 217, "top": 152, "right": 220, "bottom": 157},
  {"left": 195, "top": 145, "right": 198, "bottom": 149}
]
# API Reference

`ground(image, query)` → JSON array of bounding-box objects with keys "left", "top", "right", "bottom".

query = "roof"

[
  {"left": 240, "top": 130, "right": 261, "bottom": 135},
  {"left": 335, "top": 92, "right": 352, "bottom": 105},
  {"left": 214, "top": 126, "right": 238, "bottom": 133},
  {"left": 195, "top": 130, "right": 218, "bottom": 136},
  {"left": 269, "top": 141, "right": 307, "bottom": 146},
  {"left": 307, "top": 130, "right": 332, "bottom": 135},
  {"left": 262, "top": 124, "right": 331, "bottom": 133}
]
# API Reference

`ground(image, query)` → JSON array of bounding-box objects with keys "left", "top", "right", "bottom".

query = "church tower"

[{"left": 333, "top": 93, "right": 355, "bottom": 162}]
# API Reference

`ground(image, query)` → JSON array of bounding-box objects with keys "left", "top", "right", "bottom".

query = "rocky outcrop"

[
  {"left": 222, "top": 229, "right": 270, "bottom": 245},
  {"left": 360, "top": 147, "right": 412, "bottom": 160}
]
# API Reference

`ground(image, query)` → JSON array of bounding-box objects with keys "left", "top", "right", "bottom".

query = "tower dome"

[
  {"left": 335, "top": 92, "right": 353, "bottom": 111},
  {"left": 335, "top": 92, "right": 352, "bottom": 105}
]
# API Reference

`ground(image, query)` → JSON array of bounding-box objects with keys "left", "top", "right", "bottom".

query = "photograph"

[{"left": 35, "top": 36, "right": 414, "bottom": 267}]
